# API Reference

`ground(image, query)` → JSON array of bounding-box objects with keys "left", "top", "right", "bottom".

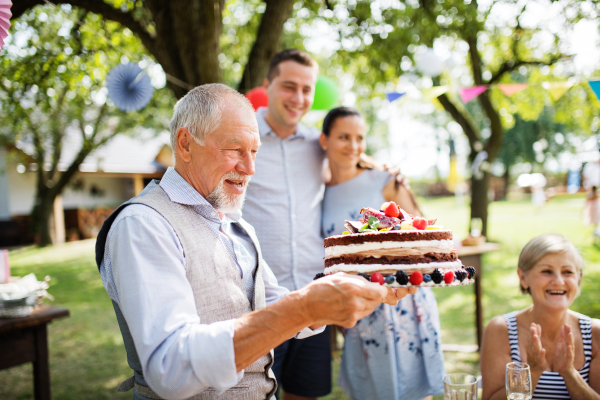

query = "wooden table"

[
  {"left": 0, "top": 305, "right": 70, "bottom": 400},
  {"left": 458, "top": 242, "right": 500, "bottom": 350}
]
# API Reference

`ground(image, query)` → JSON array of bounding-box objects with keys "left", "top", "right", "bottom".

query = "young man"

[{"left": 241, "top": 50, "right": 330, "bottom": 400}]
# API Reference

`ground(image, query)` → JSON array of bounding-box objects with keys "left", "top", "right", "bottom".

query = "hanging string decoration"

[
  {"left": 106, "top": 63, "right": 154, "bottom": 112},
  {"left": 0, "top": 0, "right": 12, "bottom": 50},
  {"left": 311, "top": 76, "right": 339, "bottom": 110},
  {"left": 246, "top": 87, "right": 269, "bottom": 111}
]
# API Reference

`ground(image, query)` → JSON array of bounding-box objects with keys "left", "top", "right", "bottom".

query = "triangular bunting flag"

[
  {"left": 422, "top": 86, "right": 450, "bottom": 101},
  {"left": 497, "top": 83, "right": 529, "bottom": 97},
  {"left": 588, "top": 80, "right": 600, "bottom": 101},
  {"left": 386, "top": 92, "right": 406, "bottom": 103},
  {"left": 459, "top": 85, "right": 487, "bottom": 104},
  {"left": 542, "top": 81, "right": 574, "bottom": 101}
]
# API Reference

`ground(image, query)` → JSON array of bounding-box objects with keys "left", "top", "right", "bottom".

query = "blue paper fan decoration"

[{"left": 106, "top": 63, "right": 154, "bottom": 112}]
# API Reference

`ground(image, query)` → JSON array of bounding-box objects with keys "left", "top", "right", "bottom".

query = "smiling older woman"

[{"left": 481, "top": 234, "right": 600, "bottom": 399}]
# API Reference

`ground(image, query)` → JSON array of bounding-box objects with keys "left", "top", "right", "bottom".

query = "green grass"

[{"left": 2, "top": 195, "right": 600, "bottom": 399}]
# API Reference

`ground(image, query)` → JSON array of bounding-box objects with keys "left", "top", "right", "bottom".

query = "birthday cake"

[{"left": 321, "top": 202, "right": 475, "bottom": 287}]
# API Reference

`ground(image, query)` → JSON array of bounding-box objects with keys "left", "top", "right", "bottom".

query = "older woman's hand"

[
  {"left": 526, "top": 323, "right": 549, "bottom": 373},
  {"left": 555, "top": 324, "right": 575, "bottom": 376}
]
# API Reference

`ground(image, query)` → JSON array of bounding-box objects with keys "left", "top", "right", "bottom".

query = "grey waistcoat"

[{"left": 97, "top": 185, "right": 276, "bottom": 400}]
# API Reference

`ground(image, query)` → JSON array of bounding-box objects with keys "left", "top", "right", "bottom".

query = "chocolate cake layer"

[
  {"left": 324, "top": 230, "right": 453, "bottom": 247},
  {"left": 324, "top": 252, "right": 458, "bottom": 268}
]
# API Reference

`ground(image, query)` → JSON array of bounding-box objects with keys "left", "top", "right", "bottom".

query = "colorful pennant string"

[
  {"left": 588, "top": 80, "right": 600, "bottom": 101},
  {"left": 541, "top": 81, "right": 574, "bottom": 101},
  {"left": 422, "top": 86, "right": 450, "bottom": 100},
  {"left": 386, "top": 92, "right": 405, "bottom": 103},
  {"left": 459, "top": 85, "right": 487, "bottom": 104},
  {"left": 497, "top": 83, "right": 529, "bottom": 97},
  {"left": 388, "top": 80, "right": 598, "bottom": 106}
]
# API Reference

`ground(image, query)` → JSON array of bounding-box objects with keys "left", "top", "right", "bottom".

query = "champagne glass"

[{"left": 506, "top": 362, "right": 532, "bottom": 400}]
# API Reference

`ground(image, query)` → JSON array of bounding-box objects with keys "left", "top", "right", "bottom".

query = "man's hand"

[
  {"left": 383, "top": 286, "right": 417, "bottom": 305},
  {"left": 299, "top": 273, "right": 389, "bottom": 328}
]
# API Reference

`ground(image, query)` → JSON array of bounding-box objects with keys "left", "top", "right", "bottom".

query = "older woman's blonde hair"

[{"left": 518, "top": 234, "right": 584, "bottom": 294}]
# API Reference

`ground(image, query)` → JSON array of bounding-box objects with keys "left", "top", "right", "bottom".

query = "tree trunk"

[
  {"left": 502, "top": 164, "right": 511, "bottom": 200},
  {"left": 238, "top": 0, "right": 295, "bottom": 93},
  {"left": 32, "top": 188, "right": 58, "bottom": 247},
  {"left": 470, "top": 171, "right": 490, "bottom": 237}
]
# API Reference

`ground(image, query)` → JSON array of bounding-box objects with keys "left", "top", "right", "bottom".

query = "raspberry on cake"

[{"left": 323, "top": 203, "right": 475, "bottom": 288}]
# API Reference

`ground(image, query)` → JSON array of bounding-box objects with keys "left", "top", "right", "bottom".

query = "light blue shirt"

[
  {"left": 242, "top": 108, "right": 326, "bottom": 291},
  {"left": 99, "top": 167, "right": 321, "bottom": 399}
]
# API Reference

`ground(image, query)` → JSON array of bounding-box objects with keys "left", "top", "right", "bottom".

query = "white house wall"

[
  {"left": 6, "top": 165, "right": 37, "bottom": 216},
  {"left": 7, "top": 166, "right": 133, "bottom": 217},
  {"left": 61, "top": 176, "right": 132, "bottom": 209}
]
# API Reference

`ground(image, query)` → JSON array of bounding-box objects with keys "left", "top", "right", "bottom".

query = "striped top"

[{"left": 503, "top": 311, "right": 592, "bottom": 399}]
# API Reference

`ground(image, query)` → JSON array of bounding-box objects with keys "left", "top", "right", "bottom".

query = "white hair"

[{"left": 169, "top": 83, "right": 254, "bottom": 150}]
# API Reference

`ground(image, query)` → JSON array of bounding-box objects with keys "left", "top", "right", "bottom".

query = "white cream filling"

[
  {"left": 325, "top": 239, "right": 454, "bottom": 257},
  {"left": 324, "top": 260, "right": 463, "bottom": 274}
]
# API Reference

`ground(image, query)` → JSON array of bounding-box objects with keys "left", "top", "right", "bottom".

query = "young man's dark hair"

[{"left": 266, "top": 49, "right": 318, "bottom": 82}]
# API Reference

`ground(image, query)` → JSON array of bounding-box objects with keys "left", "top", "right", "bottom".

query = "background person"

[
  {"left": 584, "top": 186, "right": 600, "bottom": 228},
  {"left": 481, "top": 234, "right": 600, "bottom": 399},
  {"left": 97, "top": 84, "right": 414, "bottom": 400},
  {"left": 320, "top": 107, "right": 445, "bottom": 400}
]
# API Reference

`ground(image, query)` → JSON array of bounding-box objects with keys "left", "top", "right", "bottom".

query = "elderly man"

[{"left": 96, "top": 83, "right": 414, "bottom": 400}]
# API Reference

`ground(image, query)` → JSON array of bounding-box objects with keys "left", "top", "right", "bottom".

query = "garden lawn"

[{"left": 1, "top": 194, "right": 599, "bottom": 400}]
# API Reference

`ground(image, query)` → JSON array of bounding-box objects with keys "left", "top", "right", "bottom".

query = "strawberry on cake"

[{"left": 321, "top": 201, "right": 475, "bottom": 287}]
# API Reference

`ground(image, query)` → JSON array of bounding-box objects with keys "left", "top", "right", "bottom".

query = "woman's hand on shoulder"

[{"left": 481, "top": 316, "right": 512, "bottom": 400}]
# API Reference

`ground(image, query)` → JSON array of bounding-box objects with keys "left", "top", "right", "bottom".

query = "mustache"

[{"left": 222, "top": 171, "right": 251, "bottom": 184}]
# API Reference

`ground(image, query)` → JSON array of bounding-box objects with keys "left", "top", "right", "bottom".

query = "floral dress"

[{"left": 323, "top": 168, "right": 446, "bottom": 400}]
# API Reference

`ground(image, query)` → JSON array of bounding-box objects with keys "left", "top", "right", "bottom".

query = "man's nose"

[
  {"left": 290, "top": 88, "right": 303, "bottom": 104},
  {"left": 238, "top": 152, "right": 255, "bottom": 176}
]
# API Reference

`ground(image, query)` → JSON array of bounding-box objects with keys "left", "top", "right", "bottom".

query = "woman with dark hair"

[
  {"left": 320, "top": 107, "right": 445, "bottom": 400},
  {"left": 481, "top": 234, "right": 600, "bottom": 399}
]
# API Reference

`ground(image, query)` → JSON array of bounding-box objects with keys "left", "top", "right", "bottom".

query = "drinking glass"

[
  {"left": 470, "top": 218, "right": 482, "bottom": 237},
  {"left": 506, "top": 362, "right": 532, "bottom": 400},
  {"left": 443, "top": 374, "right": 479, "bottom": 400}
]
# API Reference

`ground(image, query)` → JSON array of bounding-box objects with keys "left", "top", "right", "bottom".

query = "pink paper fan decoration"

[
  {"left": 497, "top": 83, "right": 529, "bottom": 97},
  {"left": 459, "top": 85, "right": 488, "bottom": 104},
  {"left": 0, "top": 0, "right": 12, "bottom": 50}
]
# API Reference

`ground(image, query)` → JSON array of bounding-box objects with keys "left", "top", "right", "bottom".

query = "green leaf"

[
  {"left": 368, "top": 216, "right": 379, "bottom": 230},
  {"left": 358, "top": 223, "right": 370, "bottom": 232}
]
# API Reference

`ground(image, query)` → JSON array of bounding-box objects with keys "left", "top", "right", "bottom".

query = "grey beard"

[{"left": 206, "top": 174, "right": 249, "bottom": 214}]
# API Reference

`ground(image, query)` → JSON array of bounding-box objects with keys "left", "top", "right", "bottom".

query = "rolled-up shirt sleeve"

[
  {"left": 262, "top": 257, "right": 325, "bottom": 339},
  {"left": 105, "top": 207, "right": 241, "bottom": 398}
]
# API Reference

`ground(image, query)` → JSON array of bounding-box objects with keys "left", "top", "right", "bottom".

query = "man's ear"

[
  {"left": 176, "top": 128, "right": 193, "bottom": 162},
  {"left": 262, "top": 78, "right": 270, "bottom": 90}
]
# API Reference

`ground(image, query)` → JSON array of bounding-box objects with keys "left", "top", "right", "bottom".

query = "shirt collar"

[
  {"left": 159, "top": 167, "right": 242, "bottom": 222},
  {"left": 255, "top": 107, "right": 306, "bottom": 139}
]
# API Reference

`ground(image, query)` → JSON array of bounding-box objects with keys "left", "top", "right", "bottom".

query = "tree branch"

[
  {"left": 13, "top": 0, "right": 156, "bottom": 55},
  {"left": 488, "top": 55, "right": 565, "bottom": 85},
  {"left": 437, "top": 93, "right": 480, "bottom": 152}
]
